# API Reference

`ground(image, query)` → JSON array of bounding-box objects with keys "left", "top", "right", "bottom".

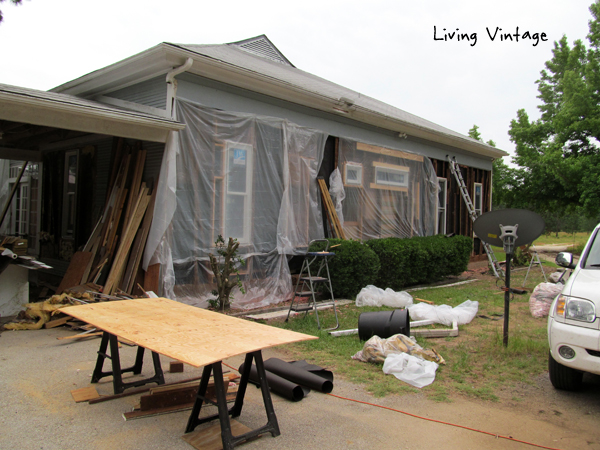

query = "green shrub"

[
  {"left": 367, "top": 234, "right": 472, "bottom": 290},
  {"left": 308, "top": 239, "right": 380, "bottom": 299}
]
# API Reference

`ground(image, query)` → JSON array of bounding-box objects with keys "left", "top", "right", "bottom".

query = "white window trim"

[
  {"left": 474, "top": 182, "right": 483, "bottom": 216},
  {"left": 373, "top": 162, "right": 409, "bottom": 188},
  {"left": 224, "top": 142, "right": 253, "bottom": 244},
  {"left": 343, "top": 162, "right": 363, "bottom": 186},
  {"left": 437, "top": 178, "right": 447, "bottom": 235}
]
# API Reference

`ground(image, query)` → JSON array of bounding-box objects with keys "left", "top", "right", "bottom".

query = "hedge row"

[{"left": 308, "top": 235, "right": 472, "bottom": 299}]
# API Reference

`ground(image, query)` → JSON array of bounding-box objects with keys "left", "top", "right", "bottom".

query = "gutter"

[{"left": 166, "top": 58, "right": 193, "bottom": 119}]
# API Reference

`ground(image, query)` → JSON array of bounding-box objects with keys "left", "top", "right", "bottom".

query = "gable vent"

[{"left": 231, "top": 35, "right": 294, "bottom": 66}]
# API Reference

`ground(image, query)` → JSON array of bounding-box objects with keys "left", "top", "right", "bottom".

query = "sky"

[{"left": 0, "top": 0, "right": 595, "bottom": 161}]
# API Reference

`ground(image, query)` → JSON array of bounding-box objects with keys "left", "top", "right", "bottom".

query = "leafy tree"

[
  {"left": 467, "top": 125, "right": 515, "bottom": 209},
  {"left": 0, "top": 0, "right": 23, "bottom": 23},
  {"left": 508, "top": 1, "right": 600, "bottom": 217}
]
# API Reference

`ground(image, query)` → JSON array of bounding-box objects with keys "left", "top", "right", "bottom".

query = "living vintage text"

[{"left": 433, "top": 26, "right": 548, "bottom": 47}]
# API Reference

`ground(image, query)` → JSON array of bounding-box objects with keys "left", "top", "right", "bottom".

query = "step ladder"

[
  {"left": 522, "top": 245, "right": 547, "bottom": 287},
  {"left": 447, "top": 156, "right": 504, "bottom": 279},
  {"left": 285, "top": 239, "right": 339, "bottom": 331}
]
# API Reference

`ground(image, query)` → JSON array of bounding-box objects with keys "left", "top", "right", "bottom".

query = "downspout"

[{"left": 166, "top": 57, "right": 193, "bottom": 119}]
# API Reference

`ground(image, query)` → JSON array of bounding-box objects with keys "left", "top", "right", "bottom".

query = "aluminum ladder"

[
  {"left": 447, "top": 156, "right": 504, "bottom": 279},
  {"left": 285, "top": 239, "right": 339, "bottom": 331},
  {"left": 522, "top": 245, "right": 547, "bottom": 287}
]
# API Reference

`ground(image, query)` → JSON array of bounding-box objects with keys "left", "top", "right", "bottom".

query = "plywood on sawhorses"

[{"left": 61, "top": 297, "right": 317, "bottom": 368}]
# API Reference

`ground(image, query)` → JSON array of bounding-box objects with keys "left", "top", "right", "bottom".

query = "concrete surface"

[{"left": 1, "top": 325, "right": 599, "bottom": 450}]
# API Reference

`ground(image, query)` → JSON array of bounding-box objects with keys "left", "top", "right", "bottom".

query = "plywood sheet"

[
  {"left": 56, "top": 252, "right": 93, "bottom": 294},
  {"left": 71, "top": 386, "right": 100, "bottom": 402},
  {"left": 182, "top": 420, "right": 255, "bottom": 450},
  {"left": 61, "top": 298, "right": 317, "bottom": 368}
]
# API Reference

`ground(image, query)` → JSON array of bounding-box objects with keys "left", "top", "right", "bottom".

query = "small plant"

[{"left": 208, "top": 235, "right": 245, "bottom": 311}]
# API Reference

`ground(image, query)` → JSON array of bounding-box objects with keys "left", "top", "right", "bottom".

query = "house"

[{"left": 0, "top": 35, "right": 507, "bottom": 310}]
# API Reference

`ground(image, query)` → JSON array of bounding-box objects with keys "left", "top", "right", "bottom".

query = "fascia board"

[
  {"left": 0, "top": 93, "right": 184, "bottom": 143},
  {"left": 51, "top": 45, "right": 184, "bottom": 98}
]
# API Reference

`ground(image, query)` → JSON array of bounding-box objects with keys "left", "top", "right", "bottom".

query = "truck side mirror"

[{"left": 556, "top": 252, "right": 576, "bottom": 269}]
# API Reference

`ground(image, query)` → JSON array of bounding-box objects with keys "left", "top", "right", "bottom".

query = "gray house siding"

[
  {"left": 108, "top": 77, "right": 167, "bottom": 110},
  {"left": 176, "top": 73, "right": 493, "bottom": 171}
]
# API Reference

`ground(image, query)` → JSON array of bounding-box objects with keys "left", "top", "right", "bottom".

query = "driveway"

[{"left": 1, "top": 326, "right": 599, "bottom": 450}]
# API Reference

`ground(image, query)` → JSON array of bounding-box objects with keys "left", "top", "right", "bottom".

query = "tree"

[
  {"left": 467, "top": 125, "right": 516, "bottom": 209},
  {"left": 0, "top": 0, "right": 22, "bottom": 23},
  {"left": 508, "top": 1, "right": 600, "bottom": 217}
]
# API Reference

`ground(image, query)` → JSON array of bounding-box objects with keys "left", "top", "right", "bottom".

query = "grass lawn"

[{"left": 267, "top": 264, "right": 555, "bottom": 403}]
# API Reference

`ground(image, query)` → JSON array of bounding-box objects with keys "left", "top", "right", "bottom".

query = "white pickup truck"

[{"left": 548, "top": 225, "right": 600, "bottom": 390}]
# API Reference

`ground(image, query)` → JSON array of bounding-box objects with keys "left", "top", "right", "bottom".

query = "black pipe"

[
  {"left": 357, "top": 309, "right": 410, "bottom": 341},
  {"left": 239, "top": 362, "right": 308, "bottom": 402},
  {"left": 263, "top": 358, "right": 333, "bottom": 394}
]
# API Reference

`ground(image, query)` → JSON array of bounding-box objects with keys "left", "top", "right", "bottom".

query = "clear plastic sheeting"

[
  {"left": 407, "top": 300, "right": 479, "bottom": 326},
  {"left": 355, "top": 285, "right": 413, "bottom": 308},
  {"left": 145, "top": 99, "right": 326, "bottom": 309},
  {"left": 337, "top": 138, "right": 438, "bottom": 240},
  {"left": 328, "top": 167, "right": 345, "bottom": 228}
]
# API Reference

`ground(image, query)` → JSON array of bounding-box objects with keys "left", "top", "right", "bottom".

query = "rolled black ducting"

[
  {"left": 289, "top": 360, "right": 334, "bottom": 382},
  {"left": 358, "top": 308, "right": 410, "bottom": 341},
  {"left": 263, "top": 358, "right": 333, "bottom": 394},
  {"left": 239, "top": 362, "right": 308, "bottom": 402}
]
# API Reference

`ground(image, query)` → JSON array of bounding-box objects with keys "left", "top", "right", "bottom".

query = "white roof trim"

[
  {"left": 0, "top": 83, "right": 184, "bottom": 144},
  {"left": 52, "top": 42, "right": 507, "bottom": 159}
]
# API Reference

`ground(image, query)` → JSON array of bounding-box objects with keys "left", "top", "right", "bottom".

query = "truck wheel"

[{"left": 548, "top": 352, "right": 583, "bottom": 391}]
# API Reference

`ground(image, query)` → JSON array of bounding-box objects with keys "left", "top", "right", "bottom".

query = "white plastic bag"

[
  {"left": 382, "top": 353, "right": 438, "bottom": 388},
  {"left": 355, "top": 285, "right": 413, "bottom": 308},
  {"left": 407, "top": 300, "right": 478, "bottom": 326},
  {"left": 329, "top": 168, "right": 345, "bottom": 228}
]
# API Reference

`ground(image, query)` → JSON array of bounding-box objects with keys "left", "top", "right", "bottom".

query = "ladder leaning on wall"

[{"left": 447, "top": 156, "right": 504, "bottom": 279}]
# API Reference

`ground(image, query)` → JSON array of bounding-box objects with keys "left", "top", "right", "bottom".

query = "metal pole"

[
  {"left": 503, "top": 253, "right": 512, "bottom": 347},
  {"left": 0, "top": 162, "right": 28, "bottom": 230}
]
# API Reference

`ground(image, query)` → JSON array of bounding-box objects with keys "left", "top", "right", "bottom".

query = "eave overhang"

[{"left": 53, "top": 44, "right": 508, "bottom": 160}]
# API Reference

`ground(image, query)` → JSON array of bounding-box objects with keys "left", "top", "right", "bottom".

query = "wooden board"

[
  {"left": 71, "top": 386, "right": 100, "bottom": 402},
  {"left": 182, "top": 420, "right": 256, "bottom": 450},
  {"left": 56, "top": 252, "right": 93, "bottom": 294},
  {"left": 61, "top": 298, "right": 317, "bottom": 368}
]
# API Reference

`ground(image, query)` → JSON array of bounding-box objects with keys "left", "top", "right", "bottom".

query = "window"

[
  {"left": 474, "top": 182, "right": 483, "bottom": 216},
  {"left": 344, "top": 162, "right": 363, "bottom": 186},
  {"left": 62, "top": 151, "right": 79, "bottom": 238},
  {"left": 438, "top": 178, "right": 447, "bottom": 234},
  {"left": 373, "top": 163, "right": 409, "bottom": 188},
  {"left": 224, "top": 142, "right": 253, "bottom": 244}
]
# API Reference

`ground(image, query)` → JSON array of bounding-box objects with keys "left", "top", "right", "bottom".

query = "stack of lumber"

[
  {"left": 123, "top": 373, "right": 240, "bottom": 420},
  {"left": 59, "top": 141, "right": 157, "bottom": 298},
  {"left": 317, "top": 178, "right": 346, "bottom": 239}
]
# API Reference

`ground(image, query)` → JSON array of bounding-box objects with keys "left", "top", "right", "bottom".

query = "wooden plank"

[
  {"left": 55, "top": 252, "right": 93, "bottom": 294},
  {"left": 317, "top": 178, "right": 346, "bottom": 239},
  {"left": 61, "top": 298, "right": 317, "bottom": 368},
  {"left": 123, "top": 183, "right": 157, "bottom": 293},
  {"left": 144, "top": 263, "right": 160, "bottom": 294},
  {"left": 411, "top": 321, "right": 458, "bottom": 338},
  {"left": 169, "top": 361, "right": 184, "bottom": 373},
  {"left": 71, "top": 386, "right": 100, "bottom": 403},
  {"left": 103, "top": 188, "right": 151, "bottom": 295},
  {"left": 44, "top": 315, "right": 69, "bottom": 329},
  {"left": 356, "top": 142, "right": 423, "bottom": 162},
  {"left": 182, "top": 420, "right": 255, "bottom": 450}
]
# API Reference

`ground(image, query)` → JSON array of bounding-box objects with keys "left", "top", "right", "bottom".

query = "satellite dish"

[
  {"left": 473, "top": 209, "right": 544, "bottom": 347},
  {"left": 474, "top": 209, "right": 545, "bottom": 251}
]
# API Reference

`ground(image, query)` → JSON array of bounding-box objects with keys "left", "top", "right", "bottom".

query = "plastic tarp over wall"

[
  {"left": 337, "top": 138, "right": 438, "bottom": 240},
  {"left": 144, "top": 99, "right": 326, "bottom": 309}
]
